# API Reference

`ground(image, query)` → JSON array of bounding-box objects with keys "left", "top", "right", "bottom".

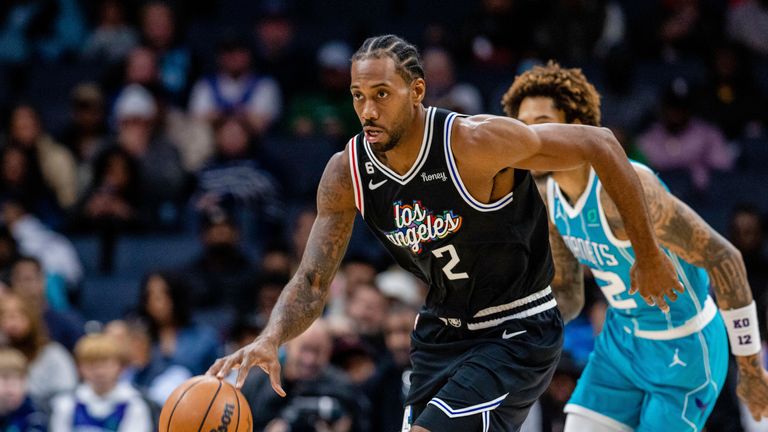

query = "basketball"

[{"left": 159, "top": 375, "right": 252, "bottom": 432}]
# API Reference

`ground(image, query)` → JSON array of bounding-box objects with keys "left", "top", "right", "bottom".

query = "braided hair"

[{"left": 351, "top": 34, "right": 424, "bottom": 84}]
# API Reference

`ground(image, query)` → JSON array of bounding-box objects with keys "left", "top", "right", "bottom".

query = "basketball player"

[
  {"left": 208, "top": 35, "right": 683, "bottom": 431},
  {"left": 503, "top": 62, "right": 768, "bottom": 432}
]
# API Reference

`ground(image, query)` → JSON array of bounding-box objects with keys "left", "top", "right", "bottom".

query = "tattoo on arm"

[
  {"left": 265, "top": 153, "right": 356, "bottom": 344},
  {"left": 549, "top": 221, "right": 585, "bottom": 322},
  {"left": 602, "top": 170, "right": 752, "bottom": 309}
]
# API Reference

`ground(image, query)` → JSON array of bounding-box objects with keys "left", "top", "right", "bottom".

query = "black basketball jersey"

[{"left": 348, "top": 107, "right": 553, "bottom": 325}]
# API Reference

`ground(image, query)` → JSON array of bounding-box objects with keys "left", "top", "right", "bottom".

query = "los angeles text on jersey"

[
  {"left": 385, "top": 201, "right": 462, "bottom": 254},
  {"left": 562, "top": 235, "right": 619, "bottom": 267}
]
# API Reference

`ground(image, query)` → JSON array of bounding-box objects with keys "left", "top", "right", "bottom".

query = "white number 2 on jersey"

[
  {"left": 432, "top": 245, "right": 469, "bottom": 280},
  {"left": 591, "top": 268, "right": 637, "bottom": 309}
]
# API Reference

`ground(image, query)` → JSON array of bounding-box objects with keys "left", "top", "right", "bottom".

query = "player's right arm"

[
  {"left": 603, "top": 167, "right": 768, "bottom": 420},
  {"left": 206, "top": 149, "right": 357, "bottom": 394}
]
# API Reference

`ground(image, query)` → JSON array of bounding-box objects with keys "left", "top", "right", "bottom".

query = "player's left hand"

[
  {"left": 737, "top": 363, "right": 768, "bottom": 421},
  {"left": 629, "top": 247, "right": 684, "bottom": 313}
]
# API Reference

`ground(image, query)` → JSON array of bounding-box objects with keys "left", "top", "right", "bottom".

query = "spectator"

[
  {"left": 57, "top": 83, "right": 110, "bottom": 197},
  {"left": 0, "top": 293, "right": 77, "bottom": 405},
  {"left": 10, "top": 257, "right": 84, "bottom": 350},
  {"left": 345, "top": 284, "right": 388, "bottom": 358},
  {"left": 81, "top": 0, "right": 138, "bottom": 63},
  {"left": 637, "top": 78, "right": 734, "bottom": 192},
  {"left": 727, "top": 0, "right": 768, "bottom": 57},
  {"left": 729, "top": 204, "right": 768, "bottom": 333},
  {"left": 422, "top": 46, "right": 483, "bottom": 114},
  {"left": 655, "top": 0, "right": 721, "bottom": 62},
  {"left": 699, "top": 42, "right": 765, "bottom": 140},
  {"left": 367, "top": 302, "right": 417, "bottom": 432},
  {"left": 0, "top": 347, "right": 47, "bottom": 431},
  {"left": 0, "top": 0, "right": 86, "bottom": 65},
  {"left": 537, "top": 0, "right": 609, "bottom": 64},
  {"left": 290, "top": 207, "right": 316, "bottom": 265},
  {"left": 189, "top": 34, "right": 282, "bottom": 136},
  {"left": 194, "top": 116, "right": 283, "bottom": 240},
  {"left": 6, "top": 104, "right": 78, "bottom": 211},
  {"left": 104, "top": 319, "right": 191, "bottom": 408},
  {"left": 0, "top": 146, "right": 61, "bottom": 228},
  {"left": 50, "top": 334, "right": 153, "bottom": 432},
  {"left": 137, "top": 271, "right": 221, "bottom": 375},
  {"left": 0, "top": 226, "right": 20, "bottom": 279},
  {"left": 287, "top": 40, "right": 358, "bottom": 139},
  {"left": 2, "top": 198, "right": 83, "bottom": 286},
  {"left": 253, "top": 272, "right": 288, "bottom": 325},
  {"left": 139, "top": 1, "right": 196, "bottom": 104},
  {"left": 241, "top": 319, "right": 367, "bottom": 432},
  {"left": 252, "top": 10, "right": 309, "bottom": 102},
  {"left": 112, "top": 84, "right": 187, "bottom": 228},
  {"left": 181, "top": 208, "right": 259, "bottom": 313}
]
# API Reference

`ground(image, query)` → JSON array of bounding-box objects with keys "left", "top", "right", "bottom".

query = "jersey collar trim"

[
  {"left": 363, "top": 106, "right": 435, "bottom": 185},
  {"left": 554, "top": 168, "right": 595, "bottom": 218}
]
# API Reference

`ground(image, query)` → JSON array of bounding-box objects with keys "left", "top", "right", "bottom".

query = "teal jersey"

[{"left": 547, "top": 163, "right": 713, "bottom": 333}]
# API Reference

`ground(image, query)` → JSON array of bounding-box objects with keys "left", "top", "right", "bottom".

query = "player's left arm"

[
  {"left": 455, "top": 115, "right": 682, "bottom": 311},
  {"left": 605, "top": 167, "right": 768, "bottom": 420}
]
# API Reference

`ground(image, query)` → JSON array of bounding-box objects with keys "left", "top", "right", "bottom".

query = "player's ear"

[{"left": 411, "top": 77, "right": 426, "bottom": 105}]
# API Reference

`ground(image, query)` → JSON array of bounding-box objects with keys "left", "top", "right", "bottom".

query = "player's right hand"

[
  {"left": 629, "top": 247, "right": 685, "bottom": 313},
  {"left": 206, "top": 336, "right": 286, "bottom": 397}
]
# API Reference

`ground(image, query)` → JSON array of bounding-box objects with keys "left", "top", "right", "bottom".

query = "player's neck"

[
  {"left": 379, "top": 105, "right": 427, "bottom": 176},
  {"left": 552, "top": 165, "right": 592, "bottom": 205}
]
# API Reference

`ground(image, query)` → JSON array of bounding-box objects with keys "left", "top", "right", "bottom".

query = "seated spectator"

[
  {"left": 423, "top": 46, "right": 483, "bottom": 114},
  {"left": 2, "top": 198, "right": 83, "bottom": 286},
  {"left": 367, "top": 302, "right": 417, "bottom": 432},
  {"left": 50, "top": 334, "right": 153, "bottom": 432},
  {"left": 73, "top": 146, "right": 142, "bottom": 272},
  {"left": 5, "top": 104, "right": 78, "bottom": 211},
  {"left": 57, "top": 83, "right": 111, "bottom": 196},
  {"left": 0, "top": 347, "right": 47, "bottom": 431},
  {"left": 0, "top": 145, "right": 61, "bottom": 226},
  {"left": 253, "top": 272, "right": 288, "bottom": 325},
  {"left": 194, "top": 116, "right": 283, "bottom": 240},
  {"left": 287, "top": 40, "right": 359, "bottom": 139},
  {"left": 0, "top": 226, "right": 20, "bottom": 279},
  {"left": 139, "top": 1, "right": 197, "bottom": 105},
  {"left": 81, "top": 0, "right": 138, "bottom": 63},
  {"left": 729, "top": 204, "right": 768, "bottom": 334},
  {"left": 241, "top": 319, "right": 367, "bottom": 432},
  {"left": 189, "top": 34, "right": 282, "bottom": 136},
  {"left": 10, "top": 257, "right": 84, "bottom": 350},
  {"left": 112, "top": 84, "right": 187, "bottom": 228},
  {"left": 104, "top": 319, "right": 191, "bottom": 407},
  {"left": 137, "top": 272, "right": 221, "bottom": 375},
  {"left": 637, "top": 78, "right": 734, "bottom": 192},
  {"left": 0, "top": 0, "right": 85, "bottom": 65},
  {"left": 0, "top": 293, "right": 77, "bottom": 405},
  {"left": 181, "top": 208, "right": 259, "bottom": 313},
  {"left": 727, "top": 0, "right": 768, "bottom": 57},
  {"left": 345, "top": 284, "right": 388, "bottom": 357}
]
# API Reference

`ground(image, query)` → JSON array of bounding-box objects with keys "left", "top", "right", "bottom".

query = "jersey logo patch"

[{"left": 385, "top": 201, "right": 462, "bottom": 253}]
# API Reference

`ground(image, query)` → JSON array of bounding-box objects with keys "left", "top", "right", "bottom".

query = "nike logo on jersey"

[
  {"left": 369, "top": 179, "right": 387, "bottom": 190},
  {"left": 502, "top": 329, "right": 527, "bottom": 339}
]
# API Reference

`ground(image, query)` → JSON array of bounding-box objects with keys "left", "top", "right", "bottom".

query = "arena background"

[{"left": 0, "top": 0, "right": 767, "bottom": 431}]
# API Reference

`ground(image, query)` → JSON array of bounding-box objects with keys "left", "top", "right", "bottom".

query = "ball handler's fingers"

[
  {"left": 263, "top": 360, "right": 286, "bottom": 397},
  {"left": 235, "top": 352, "right": 254, "bottom": 389},
  {"left": 215, "top": 352, "right": 242, "bottom": 379}
]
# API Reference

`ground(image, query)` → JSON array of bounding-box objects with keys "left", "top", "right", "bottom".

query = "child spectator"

[
  {"left": 0, "top": 347, "right": 47, "bottom": 431},
  {"left": 50, "top": 334, "right": 152, "bottom": 432}
]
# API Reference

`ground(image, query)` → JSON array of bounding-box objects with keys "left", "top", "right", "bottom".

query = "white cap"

[
  {"left": 317, "top": 40, "right": 352, "bottom": 70},
  {"left": 375, "top": 269, "right": 422, "bottom": 307},
  {"left": 114, "top": 84, "right": 157, "bottom": 120}
]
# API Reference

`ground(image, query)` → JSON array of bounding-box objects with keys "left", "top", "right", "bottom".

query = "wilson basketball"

[{"left": 159, "top": 375, "right": 253, "bottom": 432}]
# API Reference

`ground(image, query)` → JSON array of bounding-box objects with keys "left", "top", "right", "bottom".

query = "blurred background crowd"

[{"left": 0, "top": 0, "right": 767, "bottom": 431}]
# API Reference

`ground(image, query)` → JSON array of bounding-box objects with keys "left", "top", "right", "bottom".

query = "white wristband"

[{"left": 720, "top": 301, "right": 761, "bottom": 356}]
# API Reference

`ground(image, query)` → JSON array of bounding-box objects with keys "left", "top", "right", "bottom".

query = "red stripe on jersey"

[{"left": 348, "top": 137, "right": 364, "bottom": 216}]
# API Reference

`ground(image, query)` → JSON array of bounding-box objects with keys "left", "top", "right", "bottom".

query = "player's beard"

[{"left": 367, "top": 111, "right": 409, "bottom": 153}]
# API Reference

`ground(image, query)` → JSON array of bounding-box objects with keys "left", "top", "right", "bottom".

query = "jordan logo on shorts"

[{"left": 668, "top": 348, "right": 687, "bottom": 368}]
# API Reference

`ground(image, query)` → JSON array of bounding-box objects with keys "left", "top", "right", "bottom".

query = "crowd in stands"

[{"left": 0, "top": 0, "right": 767, "bottom": 431}]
